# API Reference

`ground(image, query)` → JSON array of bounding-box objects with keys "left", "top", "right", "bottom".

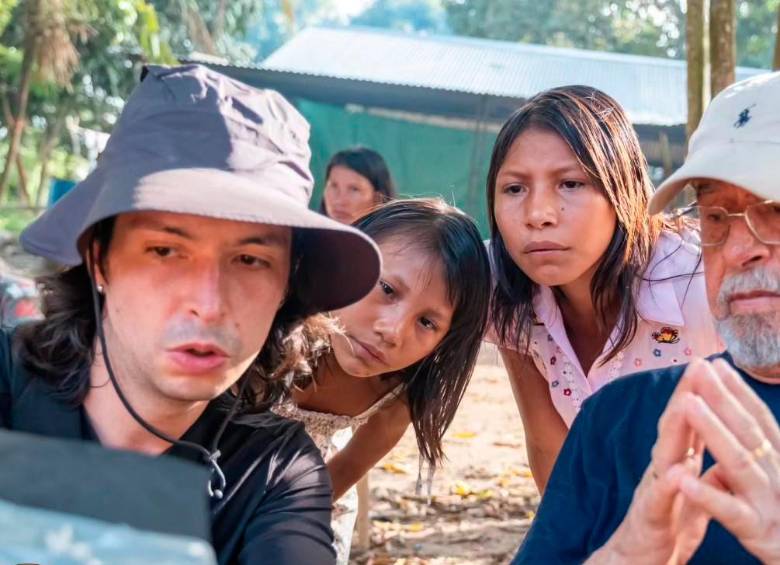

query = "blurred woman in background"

[{"left": 320, "top": 147, "right": 396, "bottom": 224}]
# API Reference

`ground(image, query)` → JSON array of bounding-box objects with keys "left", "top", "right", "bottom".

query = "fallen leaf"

[
  {"left": 451, "top": 431, "right": 477, "bottom": 440},
  {"left": 381, "top": 462, "right": 410, "bottom": 475},
  {"left": 451, "top": 480, "right": 473, "bottom": 497},
  {"left": 497, "top": 476, "right": 512, "bottom": 487},
  {"left": 476, "top": 488, "right": 495, "bottom": 500}
]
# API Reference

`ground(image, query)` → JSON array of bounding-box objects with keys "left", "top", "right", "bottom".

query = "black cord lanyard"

[{"left": 87, "top": 247, "right": 247, "bottom": 499}]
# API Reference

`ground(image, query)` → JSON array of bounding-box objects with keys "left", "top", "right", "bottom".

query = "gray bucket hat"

[{"left": 21, "top": 64, "right": 381, "bottom": 312}]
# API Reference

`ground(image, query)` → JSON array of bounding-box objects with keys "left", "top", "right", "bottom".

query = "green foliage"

[
  {"left": 149, "top": 0, "right": 266, "bottom": 63},
  {"left": 737, "top": 0, "right": 780, "bottom": 68},
  {"left": 442, "top": 0, "right": 779, "bottom": 68},
  {"left": 0, "top": 207, "right": 36, "bottom": 233},
  {"left": 352, "top": 0, "right": 448, "bottom": 33},
  {"left": 0, "top": 0, "right": 18, "bottom": 36},
  {"left": 134, "top": 0, "right": 177, "bottom": 63},
  {"left": 0, "top": 0, "right": 176, "bottom": 204},
  {"left": 246, "top": 0, "right": 348, "bottom": 61},
  {"left": 442, "top": 0, "right": 685, "bottom": 58},
  {"left": 0, "top": 43, "right": 20, "bottom": 82}
]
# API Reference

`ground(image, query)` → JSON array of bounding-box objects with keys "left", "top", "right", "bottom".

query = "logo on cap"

[{"left": 734, "top": 104, "right": 756, "bottom": 128}]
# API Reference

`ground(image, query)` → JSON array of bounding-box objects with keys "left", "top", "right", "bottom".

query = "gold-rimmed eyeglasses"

[{"left": 676, "top": 200, "right": 780, "bottom": 247}]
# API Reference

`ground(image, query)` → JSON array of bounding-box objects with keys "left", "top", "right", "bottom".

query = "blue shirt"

[{"left": 514, "top": 352, "right": 778, "bottom": 564}]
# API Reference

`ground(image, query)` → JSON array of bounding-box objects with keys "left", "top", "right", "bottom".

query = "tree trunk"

[
  {"left": 0, "top": 0, "right": 43, "bottom": 200},
  {"left": 0, "top": 39, "right": 38, "bottom": 199},
  {"left": 1, "top": 92, "right": 14, "bottom": 131},
  {"left": 214, "top": 0, "right": 228, "bottom": 42},
  {"left": 15, "top": 152, "right": 30, "bottom": 205},
  {"left": 1, "top": 91, "right": 33, "bottom": 203},
  {"left": 710, "top": 0, "right": 736, "bottom": 96},
  {"left": 686, "top": 0, "right": 708, "bottom": 139},
  {"left": 281, "top": 0, "right": 296, "bottom": 35},
  {"left": 35, "top": 99, "right": 70, "bottom": 206},
  {"left": 773, "top": 3, "right": 780, "bottom": 70}
]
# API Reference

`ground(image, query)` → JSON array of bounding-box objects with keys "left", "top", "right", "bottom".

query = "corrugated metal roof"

[{"left": 262, "top": 26, "right": 765, "bottom": 127}]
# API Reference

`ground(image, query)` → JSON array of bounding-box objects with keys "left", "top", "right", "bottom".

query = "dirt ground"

[{"left": 350, "top": 345, "right": 539, "bottom": 565}]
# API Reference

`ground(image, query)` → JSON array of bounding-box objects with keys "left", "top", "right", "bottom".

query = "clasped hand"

[{"left": 592, "top": 358, "right": 780, "bottom": 565}]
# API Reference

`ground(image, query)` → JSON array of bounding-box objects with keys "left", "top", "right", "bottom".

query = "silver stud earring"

[{"left": 96, "top": 284, "right": 104, "bottom": 294}]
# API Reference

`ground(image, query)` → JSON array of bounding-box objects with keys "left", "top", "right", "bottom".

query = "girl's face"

[
  {"left": 330, "top": 235, "right": 454, "bottom": 378},
  {"left": 493, "top": 128, "right": 617, "bottom": 291},
  {"left": 323, "top": 165, "right": 378, "bottom": 225}
]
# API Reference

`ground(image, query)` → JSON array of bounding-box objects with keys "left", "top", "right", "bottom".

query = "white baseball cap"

[{"left": 649, "top": 70, "right": 780, "bottom": 214}]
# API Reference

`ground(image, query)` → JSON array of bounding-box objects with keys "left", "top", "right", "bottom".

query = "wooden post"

[
  {"left": 686, "top": 0, "right": 708, "bottom": 139},
  {"left": 710, "top": 0, "right": 736, "bottom": 97},
  {"left": 658, "top": 131, "right": 673, "bottom": 180},
  {"left": 355, "top": 474, "right": 371, "bottom": 550},
  {"left": 773, "top": 3, "right": 780, "bottom": 71}
]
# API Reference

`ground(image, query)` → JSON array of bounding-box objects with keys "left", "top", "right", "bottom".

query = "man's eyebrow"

[
  {"left": 236, "top": 234, "right": 289, "bottom": 248},
  {"left": 134, "top": 221, "right": 289, "bottom": 248},
  {"left": 133, "top": 221, "right": 193, "bottom": 239}
]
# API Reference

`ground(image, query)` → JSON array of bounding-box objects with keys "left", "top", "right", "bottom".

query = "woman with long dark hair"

[
  {"left": 320, "top": 147, "right": 396, "bottom": 224},
  {"left": 273, "top": 197, "right": 491, "bottom": 563},
  {"left": 486, "top": 86, "right": 722, "bottom": 492}
]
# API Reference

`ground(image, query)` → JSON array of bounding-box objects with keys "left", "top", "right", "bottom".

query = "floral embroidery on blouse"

[
  {"left": 652, "top": 326, "right": 680, "bottom": 344},
  {"left": 486, "top": 232, "right": 723, "bottom": 427}
]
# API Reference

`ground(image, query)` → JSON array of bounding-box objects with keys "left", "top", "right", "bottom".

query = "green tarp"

[{"left": 296, "top": 99, "right": 497, "bottom": 236}]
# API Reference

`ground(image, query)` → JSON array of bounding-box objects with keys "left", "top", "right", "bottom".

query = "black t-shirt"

[
  {"left": 0, "top": 330, "right": 336, "bottom": 564},
  {"left": 515, "top": 352, "right": 780, "bottom": 564}
]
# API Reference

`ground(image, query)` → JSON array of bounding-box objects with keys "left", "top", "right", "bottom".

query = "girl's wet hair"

[
  {"left": 354, "top": 198, "right": 491, "bottom": 467},
  {"left": 298, "top": 198, "right": 490, "bottom": 467},
  {"left": 319, "top": 147, "right": 397, "bottom": 217},
  {"left": 487, "top": 85, "right": 664, "bottom": 363}
]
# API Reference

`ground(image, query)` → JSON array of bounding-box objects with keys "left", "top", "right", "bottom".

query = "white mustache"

[{"left": 717, "top": 267, "right": 780, "bottom": 311}]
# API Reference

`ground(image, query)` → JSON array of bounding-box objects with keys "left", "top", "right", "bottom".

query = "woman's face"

[
  {"left": 323, "top": 165, "right": 378, "bottom": 224},
  {"left": 493, "top": 128, "right": 617, "bottom": 291},
  {"left": 330, "top": 235, "right": 455, "bottom": 378}
]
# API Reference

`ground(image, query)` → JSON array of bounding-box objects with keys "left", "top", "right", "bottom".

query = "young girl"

[
  {"left": 273, "top": 198, "right": 491, "bottom": 562},
  {"left": 485, "top": 86, "right": 722, "bottom": 492},
  {"left": 320, "top": 147, "right": 397, "bottom": 225}
]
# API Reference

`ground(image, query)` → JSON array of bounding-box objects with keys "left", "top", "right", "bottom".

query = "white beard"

[
  {"left": 716, "top": 311, "right": 780, "bottom": 373},
  {"left": 715, "top": 267, "right": 780, "bottom": 374}
]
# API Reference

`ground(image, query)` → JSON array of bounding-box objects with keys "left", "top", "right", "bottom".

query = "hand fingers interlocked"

[{"left": 648, "top": 358, "right": 780, "bottom": 563}]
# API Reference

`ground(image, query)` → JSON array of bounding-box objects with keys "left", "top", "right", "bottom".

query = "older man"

[
  {"left": 514, "top": 72, "right": 779, "bottom": 563},
  {"left": 0, "top": 65, "right": 381, "bottom": 563}
]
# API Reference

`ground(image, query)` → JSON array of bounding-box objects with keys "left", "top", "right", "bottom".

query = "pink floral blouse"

[{"left": 488, "top": 232, "right": 723, "bottom": 427}]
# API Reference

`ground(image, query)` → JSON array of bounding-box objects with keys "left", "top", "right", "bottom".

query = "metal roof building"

[
  {"left": 260, "top": 26, "right": 762, "bottom": 128},
  {"left": 196, "top": 26, "right": 766, "bottom": 232}
]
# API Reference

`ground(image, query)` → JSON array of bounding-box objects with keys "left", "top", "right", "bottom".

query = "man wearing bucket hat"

[
  {"left": 513, "top": 71, "right": 780, "bottom": 564},
  {"left": 0, "top": 64, "right": 381, "bottom": 563}
]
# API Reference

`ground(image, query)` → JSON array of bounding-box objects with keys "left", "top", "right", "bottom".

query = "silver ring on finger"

[{"left": 752, "top": 438, "right": 772, "bottom": 461}]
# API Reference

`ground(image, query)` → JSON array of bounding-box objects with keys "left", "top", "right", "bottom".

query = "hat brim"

[
  {"left": 21, "top": 167, "right": 380, "bottom": 312},
  {"left": 650, "top": 141, "right": 779, "bottom": 214}
]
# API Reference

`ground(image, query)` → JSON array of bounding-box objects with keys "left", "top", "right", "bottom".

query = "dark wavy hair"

[
  {"left": 487, "top": 85, "right": 665, "bottom": 364},
  {"left": 300, "top": 198, "right": 491, "bottom": 467},
  {"left": 13, "top": 217, "right": 325, "bottom": 412},
  {"left": 319, "top": 147, "right": 397, "bottom": 216}
]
